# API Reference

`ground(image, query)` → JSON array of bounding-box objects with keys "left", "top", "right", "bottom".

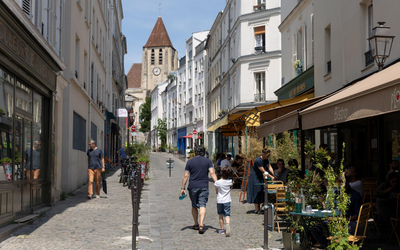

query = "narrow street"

[
  {"left": 0, "top": 153, "right": 284, "bottom": 250},
  {"left": 138, "top": 153, "right": 283, "bottom": 250},
  {"left": 0, "top": 168, "right": 133, "bottom": 250}
]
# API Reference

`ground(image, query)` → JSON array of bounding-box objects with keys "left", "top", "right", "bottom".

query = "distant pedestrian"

[
  {"left": 180, "top": 145, "right": 218, "bottom": 234},
  {"left": 214, "top": 166, "right": 233, "bottom": 237},
  {"left": 87, "top": 140, "right": 105, "bottom": 199},
  {"left": 119, "top": 144, "right": 127, "bottom": 168}
]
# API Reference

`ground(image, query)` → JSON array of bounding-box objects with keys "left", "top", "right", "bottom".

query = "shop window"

[
  {"left": 31, "top": 92, "right": 43, "bottom": 180},
  {"left": 73, "top": 112, "right": 86, "bottom": 152}
]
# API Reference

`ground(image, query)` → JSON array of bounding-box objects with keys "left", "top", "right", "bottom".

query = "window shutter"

[{"left": 22, "top": 0, "right": 32, "bottom": 18}]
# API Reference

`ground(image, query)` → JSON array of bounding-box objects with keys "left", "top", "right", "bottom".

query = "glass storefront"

[{"left": 0, "top": 68, "right": 47, "bottom": 182}]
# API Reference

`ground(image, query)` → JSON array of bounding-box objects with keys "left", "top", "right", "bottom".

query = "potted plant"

[
  {"left": 293, "top": 60, "right": 303, "bottom": 76},
  {"left": 0, "top": 157, "right": 12, "bottom": 180},
  {"left": 0, "top": 108, "right": 5, "bottom": 116}
]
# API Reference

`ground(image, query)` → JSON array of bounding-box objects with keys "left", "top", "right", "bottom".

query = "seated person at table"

[
  {"left": 311, "top": 176, "right": 362, "bottom": 248},
  {"left": 386, "top": 159, "right": 399, "bottom": 180},
  {"left": 232, "top": 154, "right": 245, "bottom": 177},
  {"left": 374, "top": 172, "right": 399, "bottom": 233},
  {"left": 274, "top": 159, "right": 290, "bottom": 184},
  {"left": 217, "top": 153, "right": 225, "bottom": 167},
  {"left": 345, "top": 164, "right": 363, "bottom": 197},
  {"left": 220, "top": 153, "right": 232, "bottom": 168}
]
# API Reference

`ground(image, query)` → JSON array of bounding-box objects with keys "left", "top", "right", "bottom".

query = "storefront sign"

[
  {"left": 0, "top": 16, "right": 56, "bottom": 88},
  {"left": 275, "top": 66, "right": 314, "bottom": 101},
  {"left": 334, "top": 106, "right": 348, "bottom": 121},
  {"left": 391, "top": 87, "right": 400, "bottom": 110},
  {"left": 289, "top": 82, "right": 306, "bottom": 98}
]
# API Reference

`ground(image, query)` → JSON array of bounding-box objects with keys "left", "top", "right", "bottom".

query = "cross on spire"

[{"left": 159, "top": 3, "right": 162, "bottom": 17}]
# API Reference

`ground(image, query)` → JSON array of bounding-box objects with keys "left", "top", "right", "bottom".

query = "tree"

[
  {"left": 139, "top": 97, "right": 151, "bottom": 133},
  {"left": 155, "top": 118, "right": 167, "bottom": 149}
]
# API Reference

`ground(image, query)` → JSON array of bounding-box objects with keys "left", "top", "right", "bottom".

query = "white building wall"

[{"left": 314, "top": 0, "right": 400, "bottom": 96}]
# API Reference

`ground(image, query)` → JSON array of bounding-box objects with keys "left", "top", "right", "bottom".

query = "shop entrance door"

[{"left": 14, "top": 113, "right": 34, "bottom": 215}]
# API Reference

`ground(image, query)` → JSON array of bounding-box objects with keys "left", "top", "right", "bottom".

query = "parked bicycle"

[{"left": 120, "top": 156, "right": 138, "bottom": 189}]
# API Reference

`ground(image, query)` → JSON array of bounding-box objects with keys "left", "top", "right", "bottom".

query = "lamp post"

[
  {"left": 193, "top": 121, "right": 197, "bottom": 147},
  {"left": 368, "top": 22, "right": 395, "bottom": 71},
  {"left": 124, "top": 95, "right": 136, "bottom": 250}
]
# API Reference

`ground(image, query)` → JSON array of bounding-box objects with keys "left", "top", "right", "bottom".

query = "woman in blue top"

[{"left": 246, "top": 148, "right": 277, "bottom": 213}]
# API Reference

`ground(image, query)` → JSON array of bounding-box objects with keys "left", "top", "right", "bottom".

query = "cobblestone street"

[
  {"left": 137, "top": 153, "right": 284, "bottom": 250},
  {"left": 0, "top": 168, "right": 133, "bottom": 250}
]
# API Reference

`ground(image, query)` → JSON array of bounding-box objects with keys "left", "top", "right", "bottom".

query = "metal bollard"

[
  {"left": 131, "top": 171, "right": 137, "bottom": 250},
  {"left": 264, "top": 179, "right": 269, "bottom": 249}
]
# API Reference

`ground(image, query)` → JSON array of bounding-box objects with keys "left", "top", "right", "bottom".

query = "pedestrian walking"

[
  {"left": 180, "top": 145, "right": 218, "bottom": 234},
  {"left": 87, "top": 140, "right": 105, "bottom": 199},
  {"left": 214, "top": 166, "right": 233, "bottom": 237},
  {"left": 118, "top": 144, "right": 127, "bottom": 168}
]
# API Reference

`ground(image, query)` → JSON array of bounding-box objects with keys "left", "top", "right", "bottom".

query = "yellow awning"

[{"left": 207, "top": 115, "right": 229, "bottom": 132}]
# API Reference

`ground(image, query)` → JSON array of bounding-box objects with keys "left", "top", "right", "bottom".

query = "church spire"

[{"left": 143, "top": 17, "right": 174, "bottom": 50}]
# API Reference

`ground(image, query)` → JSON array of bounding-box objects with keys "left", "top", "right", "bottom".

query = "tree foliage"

[
  {"left": 155, "top": 118, "right": 167, "bottom": 149},
  {"left": 139, "top": 97, "right": 151, "bottom": 133}
]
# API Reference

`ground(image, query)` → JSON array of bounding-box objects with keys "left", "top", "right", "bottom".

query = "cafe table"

[{"left": 289, "top": 210, "right": 333, "bottom": 249}]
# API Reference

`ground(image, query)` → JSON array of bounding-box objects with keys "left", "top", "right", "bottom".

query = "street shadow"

[
  {"left": 3, "top": 169, "right": 129, "bottom": 241},
  {"left": 180, "top": 225, "right": 219, "bottom": 233}
]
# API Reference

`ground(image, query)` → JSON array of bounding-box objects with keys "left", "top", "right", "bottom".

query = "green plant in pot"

[
  {"left": 0, "top": 108, "right": 5, "bottom": 115},
  {"left": 0, "top": 157, "right": 12, "bottom": 165}
]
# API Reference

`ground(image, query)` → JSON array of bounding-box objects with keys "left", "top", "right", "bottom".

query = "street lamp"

[{"left": 368, "top": 22, "right": 395, "bottom": 70}]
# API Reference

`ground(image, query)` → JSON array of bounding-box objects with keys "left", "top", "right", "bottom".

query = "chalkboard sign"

[{"left": 239, "top": 159, "right": 253, "bottom": 204}]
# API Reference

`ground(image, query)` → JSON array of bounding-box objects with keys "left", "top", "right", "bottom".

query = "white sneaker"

[
  {"left": 95, "top": 195, "right": 100, "bottom": 199},
  {"left": 225, "top": 224, "right": 231, "bottom": 237}
]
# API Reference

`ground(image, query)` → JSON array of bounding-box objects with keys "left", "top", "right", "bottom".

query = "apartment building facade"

[
  {"left": 206, "top": 0, "right": 282, "bottom": 157},
  {"left": 61, "top": 0, "right": 126, "bottom": 194}
]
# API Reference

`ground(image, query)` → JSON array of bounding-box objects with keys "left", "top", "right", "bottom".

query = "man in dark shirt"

[
  {"left": 180, "top": 145, "right": 218, "bottom": 234},
  {"left": 87, "top": 140, "right": 105, "bottom": 199},
  {"left": 25, "top": 141, "right": 41, "bottom": 179}
]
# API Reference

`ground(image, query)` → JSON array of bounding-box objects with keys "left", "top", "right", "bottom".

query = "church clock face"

[{"left": 153, "top": 67, "right": 161, "bottom": 76}]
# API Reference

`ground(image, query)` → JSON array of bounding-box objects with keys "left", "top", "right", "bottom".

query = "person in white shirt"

[
  {"left": 220, "top": 153, "right": 232, "bottom": 168},
  {"left": 214, "top": 167, "right": 233, "bottom": 237}
]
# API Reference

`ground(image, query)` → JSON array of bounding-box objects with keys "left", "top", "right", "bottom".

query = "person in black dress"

[{"left": 246, "top": 148, "right": 277, "bottom": 213}]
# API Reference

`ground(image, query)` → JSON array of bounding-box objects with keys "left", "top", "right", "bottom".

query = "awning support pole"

[
  {"left": 245, "top": 126, "right": 248, "bottom": 154},
  {"left": 299, "top": 114, "right": 305, "bottom": 177}
]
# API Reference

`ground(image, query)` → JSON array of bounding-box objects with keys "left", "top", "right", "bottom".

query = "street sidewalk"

[
  {"left": 137, "top": 153, "right": 284, "bottom": 250},
  {"left": 0, "top": 169, "right": 133, "bottom": 250}
]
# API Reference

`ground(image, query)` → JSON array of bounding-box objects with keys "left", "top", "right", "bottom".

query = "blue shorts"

[
  {"left": 188, "top": 188, "right": 209, "bottom": 208},
  {"left": 217, "top": 202, "right": 231, "bottom": 217}
]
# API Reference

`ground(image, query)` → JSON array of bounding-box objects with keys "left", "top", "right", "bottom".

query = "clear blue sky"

[{"left": 121, "top": 0, "right": 226, "bottom": 73}]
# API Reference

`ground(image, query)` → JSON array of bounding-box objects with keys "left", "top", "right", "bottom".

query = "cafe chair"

[
  {"left": 328, "top": 202, "right": 371, "bottom": 245},
  {"left": 390, "top": 193, "right": 400, "bottom": 247},
  {"left": 349, "top": 202, "right": 371, "bottom": 245},
  {"left": 274, "top": 186, "right": 288, "bottom": 233},
  {"left": 267, "top": 180, "right": 284, "bottom": 191}
]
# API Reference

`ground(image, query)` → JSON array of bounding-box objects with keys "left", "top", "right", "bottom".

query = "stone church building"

[{"left": 126, "top": 16, "right": 177, "bottom": 142}]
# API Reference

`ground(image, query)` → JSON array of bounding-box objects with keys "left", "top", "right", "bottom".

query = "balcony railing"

[
  {"left": 253, "top": 3, "right": 266, "bottom": 12},
  {"left": 365, "top": 50, "right": 374, "bottom": 67},
  {"left": 254, "top": 93, "right": 265, "bottom": 102},
  {"left": 255, "top": 46, "right": 265, "bottom": 54},
  {"left": 327, "top": 60, "right": 332, "bottom": 74}
]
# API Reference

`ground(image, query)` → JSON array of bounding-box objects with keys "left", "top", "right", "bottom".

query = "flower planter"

[{"left": 282, "top": 230, "right": 301, "bottom": 250}]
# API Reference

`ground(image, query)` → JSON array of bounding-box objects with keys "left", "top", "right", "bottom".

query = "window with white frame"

[
  {"left": 254, "top": 72, "right": 265, "bottom": 102},
  {"left": 254, "top": 26, "right": 265, "bottom": 53}
]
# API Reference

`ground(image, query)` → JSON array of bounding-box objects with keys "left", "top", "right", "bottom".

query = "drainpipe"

[{"left": 88, "top": 0, "right": 93, "bottom": 141}]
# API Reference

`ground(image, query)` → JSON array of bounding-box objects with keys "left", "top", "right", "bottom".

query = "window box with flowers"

[{"left": 293, "top": 60, "right": 303, "bottom": 76}]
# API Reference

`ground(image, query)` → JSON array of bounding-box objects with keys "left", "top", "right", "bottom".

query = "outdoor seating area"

[{"left": 210, "top": 140, "right": 400, "bottom": 249}]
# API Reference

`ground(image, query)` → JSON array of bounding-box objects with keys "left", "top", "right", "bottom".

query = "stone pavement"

[
  {"left": 0, "top": 168, "right": 134, "bottom": 250},
  {"left": 138, "top": 153, "right": 284, "bottom": 250}
]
